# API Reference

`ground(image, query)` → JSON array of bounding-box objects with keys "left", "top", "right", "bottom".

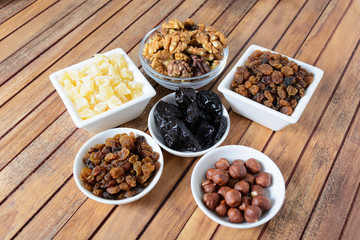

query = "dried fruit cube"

[
  {"left": 120, "top": 68, "right": 133, "bottom": 80},
  {"left": 75, "top": 97, "right": 89, "bottom": 112},
  {"left": 94, "top": 102, "right": 108, "bottom": 114},
  {"left": 79, "top": 108, "right": 96, "bottom": 119},
  {"left": 115, "top": 82, "right": 131, "bottom": 95},
  {"left": 107, "top": 96, "right": 122, "bottom": 109}
]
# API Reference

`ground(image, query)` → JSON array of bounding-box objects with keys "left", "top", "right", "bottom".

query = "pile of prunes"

[{"left": 154, "top": 88, "right": 227, "bottom": 152}]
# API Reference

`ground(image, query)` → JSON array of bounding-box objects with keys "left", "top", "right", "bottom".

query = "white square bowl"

[
  {"left": 218, "top": 45, "right": 324, "bottom": 131},
  {"left": 50, "top": 48, "right": 156, "bottom": 134}
]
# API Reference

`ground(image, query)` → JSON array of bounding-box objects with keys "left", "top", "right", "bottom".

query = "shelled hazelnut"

[{"left": 201, "top": 157, "right": 273, "bottom": 224}]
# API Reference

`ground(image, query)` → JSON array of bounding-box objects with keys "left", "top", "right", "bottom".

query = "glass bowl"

[{"left": 139, "top": 27, "right": 228, "bottom": 90}]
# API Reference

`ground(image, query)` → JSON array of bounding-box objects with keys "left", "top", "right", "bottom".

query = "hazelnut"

[
  {"left": 212, "top": 169, "right": 229, "bottom": 186},
  {"left": 234, "top": 180, "right": 250, "bottom": 195},
  {"left": 256, "top": 172, "right": 272, "bottom": 187},
  {"left": 244, "top": 205, "right": 262, "bottom": 223},
  {"left": 250, "top": 185, "right": 266, "bottom": 197},
  {"left": 239, "top": 196, "right": 252, "bottom": 211},
  {"left": 228, "top": 208, "right": 244, "bottom": 223},
  {"left": 229, "top": 164, "right": 247, "bottom": 179},
  {"left": 243, "top": 173, "right": 256, "bottom": 185},
  {"left": 215, "top": 200, "right": 229, "bottom": 217},
  {"left": 225, "top": 189, "right": 242, "bottom": 207},
  {"left": 227, "top": 177, "right": 238, "bottom": 188},
  {"left": 206, "top": 168, "right": 216, "bottom": 180},
  {"left": 217, "top": 186, "right": 232, "bottom": 198},
  {"left": 202, "top": 193, "right": 221, "bottom": 210},
  {"left": 245, "top": 158, "right": 261, "bottom": 174},
  {"left": 215, "top": 158, "right": 230, "bottom": 171},
  {"left": 252, "top": 195, "right": 272, "bottom": 211},
  {"left": 232, "top": 159, "right": 245, "bottom": 166},
  {"left": 201, "top": 179, "right": 217, "bottom": 193}
]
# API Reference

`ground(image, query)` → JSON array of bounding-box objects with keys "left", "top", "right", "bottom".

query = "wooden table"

[{"left": 1, "top": 0, "right": 359, "bottom": 239}]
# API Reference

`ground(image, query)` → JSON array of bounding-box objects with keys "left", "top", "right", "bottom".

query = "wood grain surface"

[{"left": 0, "top": 0, "right": 359, "bottom": 239}]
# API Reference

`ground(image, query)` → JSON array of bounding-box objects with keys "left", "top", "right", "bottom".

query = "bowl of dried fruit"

[
  {"left": 50, "top": 48, "right": 156, "bottom": 134},
  {"left": 148, "top": 88, "right": 230, "bottom": 158},
  {"left": 218, "top": 44, "right": 324, "bottom": 131},
  {"left": 139, "top": 19, "right": 228, "bottom": 90},
  {"left": 191, "top": 145, "right": 285, "bottom": 229},
  {"left": 73, "top": 128, "right": 163, "bottom": 205}
]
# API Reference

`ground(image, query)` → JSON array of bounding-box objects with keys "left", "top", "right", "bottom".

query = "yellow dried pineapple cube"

[
  {"left": 88, "top": 94, "right": 97, "bottom": 108},
  {"left": 94, "top": 102, "right": 108, "bottom": 114},
  {"left": 67, "top": 88, "right": 81, "bottom": 102},
  {"left": 94, "top": 76, "right": 110, "bottom": 86},
  {"left": 108, "top": 64, "right": 120, "bottom": 78},
  {"left": 120, "top": 68, "right": 133, "bottom": 80},
  {"left": 74, "top": 97, "right": 89, "bottom": 112},
  {"left": 130, "top": 90, "right": 143, "bottom": 99},
  {"left": 58, "top": 70, "right": 70, "bottom": 85},
  {"left": 94, "top": 54, "right": 109, "bottom": 65},
  {"left": 79, "top": 108, "right": 96, "bottom": 119},
  {"left": 114, "top": 82, "right": 131, "bottom": 95},
  {"left": 110, "top": 76, "right": 121, "bottom": 88},
  {"left": 99, "top": 85, "right": 114, "bottom": 100},
  {"left": 99, "top": 62, "right": 110, "bottom": 74},
  {"left": 64, "top": 79, "right": 75, "bottom": 92},
  {"left": 107, "top": 95, "right": 123, "bottom": 109},
  {"left": 80, "top": 78, "right": 94, "bottom": 98},
  {"left": 89, "top": 63, "right": 102, "bottom": 76},
  {"left": 116, "top": 93, "right": 129, "bottom": 103},
  {"left": 68, "top": 70, "right": 86, "bottom": 81},
  {"left": 127, "top": 81, "right": 144, "bottom": 91}
]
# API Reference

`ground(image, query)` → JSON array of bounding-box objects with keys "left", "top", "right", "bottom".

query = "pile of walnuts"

[
  {"left": 202, "top": 158, "right": 272, "bottom": 223},
  {"left": 142, "top": 19, "right": 227, "bottom": 78}
]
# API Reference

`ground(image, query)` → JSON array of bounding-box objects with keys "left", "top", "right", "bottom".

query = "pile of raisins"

[
  {"left": 79, "top": 132, "right": 160, "bottom": 200},
  {"left": 231, "top": 50, "right": 314, "bottom": 115},
  {"left": 154, "top": 88, "right": 227, "bottom": 152}
]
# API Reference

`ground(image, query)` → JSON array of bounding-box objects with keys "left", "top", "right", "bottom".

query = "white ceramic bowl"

[
  {"left": 148, "top": 92, "right": 230, "bottom": 158},
  {"left": 218, "top": 44, "right": 324, "bottom": 131},
  {"left": 139, "top": 26, "right": 228, "bottom": 90},
  {"left": 50, "top": 48, "right": 156, "bottom": 134},
  {"left": 191, "top": 145, "right": 285, "bottom": 229},
  {"left": 73, "top": 128, "right": 163, "bottom": 205}
]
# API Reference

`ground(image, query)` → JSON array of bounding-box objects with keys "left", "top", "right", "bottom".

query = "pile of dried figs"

[{"left": 154, "top": 88, "right": 227, "bottom": 152}]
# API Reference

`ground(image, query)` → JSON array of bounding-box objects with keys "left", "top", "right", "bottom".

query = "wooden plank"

[
  {"left": 0, "top": 0, "right": 157, "bottom": 137},
  {"left": 0, "top": 112, "right": 76, "bottom": 202},
  {"left": 0, "top": 0, "right": 111, "bottom": 84},
  {"left": 0, "top": 0, "right": 130, "bottom": 105},
  {"left": 14, "top": 177, "right": 86, "bottom": 240},
  {"left": 0, "top": 0, "right": 37, "bottom": 24},
  {"left": 0, "top": 93, "right": 65, "bottom": 170},
  {"left": 301, "top": 103, "right": 360, "bottom": 239},
  {"left": 340, "top": 185, "right": 360, "bottom": 240},
  {"left": 0, "top": 130, "right": 91, "bottom": 239},
  {"left": 0, "top": 0, "right": 86, "bottom": 62},
  {"left": 0, "top": 0, "right": 58, "bottom": 40},
  {"left": 260, "top": 7, "right": 360, "bottom": 239}
]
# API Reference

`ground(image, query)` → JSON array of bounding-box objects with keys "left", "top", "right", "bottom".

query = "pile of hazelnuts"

[{"left": 202, "top": 157, "right": 272, "bottom": 223}]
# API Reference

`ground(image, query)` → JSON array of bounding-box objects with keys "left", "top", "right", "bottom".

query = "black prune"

[
  {"left": 185, "top": 102, "right": 201, "bottom": 129},
  {"left": 195, "top": 121, "right": 215, "bottom": 148},
  {"left": 175, "top": 87, "right": 196, "bottom": 109},
  {"left": 196, "top": 90, "right": 223, "bottom": 126},
  {"left": 214, "top": 116, "right": 227, "bottom": 142},
  {"left": 155, "top": 100, "right": 184, "bottom": 120}
]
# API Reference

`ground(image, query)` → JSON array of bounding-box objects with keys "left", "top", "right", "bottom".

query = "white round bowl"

[
  {"left": 191, "top": 145, "right": 285, "bottom": 228},
  {"left": 148, "top": 92, "right": 230, "bottom": 158},
  {"left": 73, "top": 128, "right": 163, "bottom": 205}
]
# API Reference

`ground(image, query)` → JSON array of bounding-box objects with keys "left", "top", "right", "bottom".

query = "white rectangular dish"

[
  {"left": 218, "top": 44, "right": 324, "bottom": 131},
  {"left": 50, "top": 48, "right": 156, "bottom": 134}
]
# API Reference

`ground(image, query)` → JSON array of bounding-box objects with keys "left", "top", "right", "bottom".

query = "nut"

[
  {"left": 206, "top": 168, "right": 216, "bottom": 180},
  {"left": 245, "top": 158, "right": 261, "bottom": 174},
  {"left": 244, "top": 205, "right": 262, "bottom": 223},
  {"left": 239, "top": 196, "right": 252, "bottom": 212},
  {"left": 234, "top": 180, "right": 250, "bottom": 195},
  {"left": 212, "top": 169, "right": 229, "bottom": 186},
  {"left": 243, "top": 173, "right": 256, "bottom": 185},
  {"left": 255, "top": 172, "right": 272, "bottom": 187},
  {"left": 201, "top": 179, "right": 217, "bottom": 193},
  {"left": 250, "top": 185, "right": 266, "bottom": 197},
  {"left": 214, "top": 158, "right": 230, "bottom": 171},
  {"left": 202, "top": 192, "right": 221, "bottom": 210},
  {"left": 229, "top": 164, "right": 247, "bottom": 179},
  {"left": 225, "top": 189, "right": 242, "bottom": 207},
  {"left": 252, "top": 195, "right": 272, "bottom": 211},
  {"left": 227, "top": 177, "right": 238, "bottom": 188},
  {"left": 215, "top": 200, "right": 229, "bottom": 217},
  {"left": 217, "top": 186, "right": 231, "bottom": 198},
  {"left": 232, "top": 159, "right": 245, "bottom": 166},
  {"left": 228, "top": 208, "right": 244, "bottom": 223}
]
